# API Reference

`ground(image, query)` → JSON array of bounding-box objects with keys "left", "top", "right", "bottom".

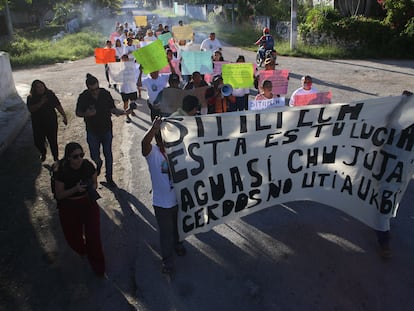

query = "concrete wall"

[
  {"left": 0, "top": 52, "right": 30, "bottom": 155},
  {"left": 0, "top": 52, "right": 22, "bottom": 110}
]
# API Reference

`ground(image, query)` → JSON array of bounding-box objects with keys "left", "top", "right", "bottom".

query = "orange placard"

[{"left": 94, "top": 48, "right": 116, "bottom": 64}]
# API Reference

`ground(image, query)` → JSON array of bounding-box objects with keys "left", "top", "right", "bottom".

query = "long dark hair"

[
  {"left": 29, "top": 79, "right": 47, "bottom": 97},
  {"left": 63, "top": 142, "right": 83, "bottom": 160},
  {"left": 57, "top": 142, "right": 83, "bottom": 170}
]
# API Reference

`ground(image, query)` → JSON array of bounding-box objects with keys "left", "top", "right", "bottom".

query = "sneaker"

[
  {"left": 126, "top": 117, "right": 131, "bottom": 123},
  {"left": 106, "top": 178, "right": 117, "bottom": 188}
]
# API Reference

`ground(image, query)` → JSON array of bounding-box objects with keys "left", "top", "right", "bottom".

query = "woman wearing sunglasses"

[{"left": 53, "top": 142, "right": 105, "bottom": 277}]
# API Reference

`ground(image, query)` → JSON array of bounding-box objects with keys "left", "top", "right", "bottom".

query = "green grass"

[{"left": 1, "top": 26, "right": 105, "bottom": 68}]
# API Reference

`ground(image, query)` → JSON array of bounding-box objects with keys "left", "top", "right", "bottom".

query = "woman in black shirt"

[
  {"left": 26, "top": 80, "right": 67, "bottom": 162},
  {"left": 54, "top": 142, "right": 105, "bottom": 277}
]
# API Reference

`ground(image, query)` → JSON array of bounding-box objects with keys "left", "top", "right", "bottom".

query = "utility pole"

[
  {"left": 290, "top": 0, "right": 297, "bottom": 50},
  {"left": 5, "top": 0, "right": 14, "bottom": 38},
  {"left": 231, "top": 0, "right": 235, "bottom": 27}
]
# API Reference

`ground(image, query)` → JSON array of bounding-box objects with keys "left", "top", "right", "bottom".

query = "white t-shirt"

[
  {"left": 289, "top": 87, "right": 318, "bottom": 107},
  {"left": 124, "top": 44, "right": 137, "bottom": 60},
  {"left": 144, "top": 35, "right": 157, "bottom": 42},
  {"left": 142, "top": 74, "right": 169, "bottom": 103},
  {"left": 200, "top": 38, "right": 222, "bottom": 51},
  {"left": 145, "top": 144, "right": 177, "bottom": 208}
]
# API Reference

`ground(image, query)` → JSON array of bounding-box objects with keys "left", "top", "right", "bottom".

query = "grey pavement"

[{"left": 3, "top": 42, "right": 414, "bottom": 311}]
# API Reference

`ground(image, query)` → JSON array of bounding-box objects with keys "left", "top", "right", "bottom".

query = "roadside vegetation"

[
  {"left": 1, "top": 0, "right": 412, "bottom": 68},
  {"left": 0, "top": 26, "right": 104, "bottom": 68}
]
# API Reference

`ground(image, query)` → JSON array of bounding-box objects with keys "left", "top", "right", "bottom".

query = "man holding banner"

[
  {"left": 289, "top": 75, "right": 318, "bottom": 107},
  {"left": 142, "top": 117, "right": 186, "bottom": 276}
]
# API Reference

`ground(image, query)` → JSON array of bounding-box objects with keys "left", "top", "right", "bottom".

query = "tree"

[
  {"left": 334, "top": 0, "right": 388, "bottom": 17},
  {"left": 380, "top": 0, "right": 413, "bottom": 31}
]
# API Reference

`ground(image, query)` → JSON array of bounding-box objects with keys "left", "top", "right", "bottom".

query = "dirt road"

[{"left": 1, "top": 46, "right": 414, "bottom": 311}]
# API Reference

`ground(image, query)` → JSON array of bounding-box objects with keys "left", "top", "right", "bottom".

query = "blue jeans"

[
  {"left": 259, "top": 47, "right": 266, "bottom": 60},
  {"left": 86, "top": 130, "right": 113, "bottom": 179}
]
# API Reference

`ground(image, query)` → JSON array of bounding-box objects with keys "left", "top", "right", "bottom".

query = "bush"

[
  {"left": 403, "top": 17, "right": 414, "bottom": 37},
  {"left": 299, "top": 5, "right": 413, "bottom": 58},
  {"left": 0, "top": 29, "right": 105, "bottom": 68}
]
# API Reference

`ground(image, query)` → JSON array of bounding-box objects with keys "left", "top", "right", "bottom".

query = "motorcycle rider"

[{"left": 255, "top": 27, "right": 275, "bottom": 65}]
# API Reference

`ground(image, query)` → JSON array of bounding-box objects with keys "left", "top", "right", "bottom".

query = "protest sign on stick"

[
  {"left": 172, "top": 25, "right": 193, "bottom": 40},
  {"left": 258, "top": 69, "right": 289, "bottom": 95},
  {"left": 181, "top": 51, "right": 213, "bottom": 75},
  {"left": 133, "top": 40, "right": 168, "bottom": 74},
  {"left": 294, "top": 92, "right": 332, "bottom": 106},
  {"left": 134, "top": 16, "right": 147, "bottom": 27},
  {"left": 94, "top": 48, "right": 116, "bottom": 64},
  {"left": 222, "top": 63, "right": 254, "bottom": 88}
]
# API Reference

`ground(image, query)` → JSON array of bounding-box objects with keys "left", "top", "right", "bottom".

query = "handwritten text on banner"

[{"left": 161, "top": 96, "right": 414, "bottom": 240}]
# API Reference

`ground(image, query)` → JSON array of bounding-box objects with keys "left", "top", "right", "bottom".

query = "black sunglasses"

[{"left": 71, "top": 152, "right": 85, "bottom": 159}]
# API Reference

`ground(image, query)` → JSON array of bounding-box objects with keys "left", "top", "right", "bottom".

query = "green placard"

[
  {"left": 222, "top": 63, "right": 254, "bottom": 88},
  {"left": 133, "top": 40, "right": 168, "bottom": 74}
]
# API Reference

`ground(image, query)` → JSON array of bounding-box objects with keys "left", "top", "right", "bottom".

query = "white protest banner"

[
  {"left": 249, "top": 97, "right": 286, "bottom": 110},
  {"left": 258, "top": 69, "right": 289, "bottom": 95},
  {"left": 108, "top": 61, "right": 138, "bottom": 85},
  {"left": 161, "top": 96, "right": 414, "bottom": 240}
]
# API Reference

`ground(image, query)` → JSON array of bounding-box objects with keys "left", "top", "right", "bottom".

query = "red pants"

[{"left": 58, "top": 197, "right": 105, "bottom": 276}]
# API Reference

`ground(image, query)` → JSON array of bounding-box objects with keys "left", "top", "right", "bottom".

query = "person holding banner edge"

[
  {"left": 288, "top": 75, "right": 318, "bottom": 107},
  {"left": 141, "top": 116, "right": 186, "bottom": 276}
]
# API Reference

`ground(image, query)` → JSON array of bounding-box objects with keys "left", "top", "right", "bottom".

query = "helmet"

[{"left": 263, "top": 27, "right": 270, "bottom": 34}]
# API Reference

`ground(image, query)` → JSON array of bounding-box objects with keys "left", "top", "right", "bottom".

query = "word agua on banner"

[{"left": 161, "top": 96, "right": 414, "bottom": 240}]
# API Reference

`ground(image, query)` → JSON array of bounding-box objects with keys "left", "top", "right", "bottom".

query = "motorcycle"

[{"left": 256, "top": 49, "right": 277, "bottom": 67}]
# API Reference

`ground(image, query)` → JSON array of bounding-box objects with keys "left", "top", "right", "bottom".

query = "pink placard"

[
  {"left": 258, "top": 69, "right": 289, "bottom": 95},
  {"left": 159, "top": 59, "right": 182, "bottom": 79},
  {"left": 294, "top": 91, "right": 332, "bottom": 106}
]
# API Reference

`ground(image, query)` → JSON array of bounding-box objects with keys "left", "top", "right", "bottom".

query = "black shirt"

[
  {"left": 54, "top": 159, "right": 96, "bottom": 198},
  {"left": 76, "top": 88, "right": 115, "bottom": 135},
  {"left": 26, "top": 89, "right": 59, "bottom": 126}
]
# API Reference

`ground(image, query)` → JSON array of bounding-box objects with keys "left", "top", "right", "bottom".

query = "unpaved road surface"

[{"left": 1, "top": 42, "right": 414, "bottom": 311}]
